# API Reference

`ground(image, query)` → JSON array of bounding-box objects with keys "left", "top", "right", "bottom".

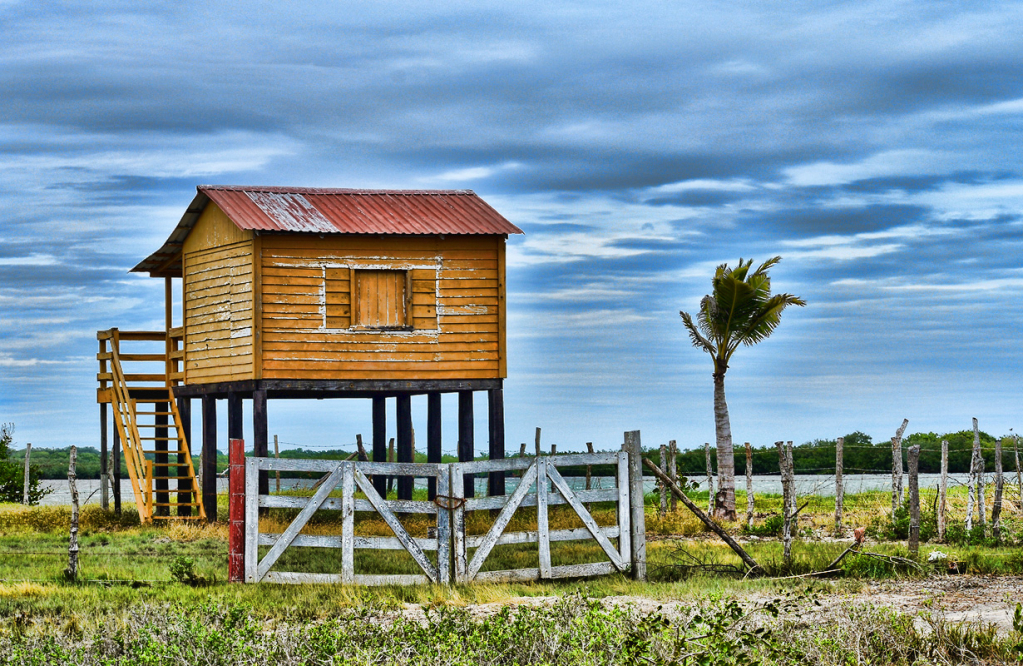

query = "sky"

[{"left": 1, "top": 1, "right": 1021, "bottom": 457}]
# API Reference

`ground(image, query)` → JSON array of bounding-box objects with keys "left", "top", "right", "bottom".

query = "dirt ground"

[{"left": 401, "top": 575, "right": 1023, "bottom": 635}]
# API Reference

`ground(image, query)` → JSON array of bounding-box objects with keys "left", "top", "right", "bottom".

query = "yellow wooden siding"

[
  {"left": 259, "top": 235, "right": 502, "bottom": 380},
  {"left": 182, "top": 202, "right": 252, "bottom": 255},
  {"left": 184, "top": 240, "right": 255, "bottom": 383}
]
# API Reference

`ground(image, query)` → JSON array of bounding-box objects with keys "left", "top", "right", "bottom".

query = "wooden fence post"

[
  {"left": 23, "top": 442, "right": 31, "bottom": 505},
  {"left": 535, "top": 427, "right": 541, "bottom": 456},
  {"left": 668, "top": 440, "right": 678, "bottom": 513},
  {"left": 1015, "top": 435, "right": 1022, "bottom": 510},
  {"left": 975, "top": 419, "right": 986, "bottom": 529},
  {"left": 624, "top": 431, "right": 646, "bottom": 582},
  {"left": 938, "top": 439, "right": 948, "bottom": 540},
  {"left": 992, "top": 438, "right": 1004, "bottom": 541},
  {"left": 274, "top": 434, "right": 281, "bottom": 493},
  {"left": 519, "top": 442, "right": 527, "bottom": 457},
  {"left": 775, "top": 441, "right": 792, "bottom": 566},
  {"left": 745, "top": 441, "right": 754, "bottom": 530},
  {"left": 835, "top": 436, "right": 844, "bottom": 533},
  {"left": 891, "top": 436, "right": 901, "bottom": 516},
  {"left": 966, "top": 418, "right": 980, "bottom": 531},
  {"left": 585, "top": 442, "right": 594, "bottom": 490},
  {"left": 551, "top": 444, "right": 557, "bottom": 456},
  {"left": 658, "top": 445, "right": 668, "bottom": 517},
  {"left": 894, "top": 419, "right": 908, "bottom": 506},
  {"left": 228, "top": 437, "right": 246, "bottom": 583},
  {"left": 704, "top": 442, "right": 714, "bottom": 514},
  {"left": 908, "top": 444, "right": 920, "bottom": 558},
  {"left": 786, "top": 441, "right": 795, "bottom": 525},
  {"left": 66, "top": 445, "right": 79, "bottom": 581}
]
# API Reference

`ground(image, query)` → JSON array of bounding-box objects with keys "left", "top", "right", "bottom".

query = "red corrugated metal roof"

[
  {"left": 132, "top": 186, "right": 522, "bottom": 275},
  {"left": 201, "top": 185, "right": 523, "bottom": 236}
]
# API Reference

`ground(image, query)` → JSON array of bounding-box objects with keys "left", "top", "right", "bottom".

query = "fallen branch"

[{"left": 644, "top": 457, "right": 761, "bottom": 574}]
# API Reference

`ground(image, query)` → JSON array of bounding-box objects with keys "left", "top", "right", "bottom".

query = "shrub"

[
  {"left": 0, "top": 423, "right": 51, "bottom": 505},
  {"left": 743, "top": 514, "right": 783, "bottom": 537}
]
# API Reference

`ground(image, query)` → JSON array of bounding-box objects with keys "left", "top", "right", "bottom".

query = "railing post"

[
  {"left": 624, "top": 430, "right": 646, "bottom": 582},
  {"left": 229, "top": 438, "right": 246, "bottom": 583}
]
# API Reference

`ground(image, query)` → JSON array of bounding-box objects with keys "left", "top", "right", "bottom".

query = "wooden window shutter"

[
  {"left": 410, "top": 268, "right": 438, "bottom": 330},
  {"left": 354, "top": 270, "right": 408, "bottom": 328},
  {"left": 324, "top": 267, "right": 351, "bottom": 328}
]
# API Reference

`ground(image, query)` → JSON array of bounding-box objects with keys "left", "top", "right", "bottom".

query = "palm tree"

[{"left": 680, "top": 257, "right": 805, "bottom": 520}]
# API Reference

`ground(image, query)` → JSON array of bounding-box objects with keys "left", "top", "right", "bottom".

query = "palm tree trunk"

[{"left": 712, "top": 370, "right": 737, "bottom": 520}]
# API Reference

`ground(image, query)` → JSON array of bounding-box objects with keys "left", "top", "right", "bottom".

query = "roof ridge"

[{"left": 198, "top": 185, "right": 478, "bottom": 196}]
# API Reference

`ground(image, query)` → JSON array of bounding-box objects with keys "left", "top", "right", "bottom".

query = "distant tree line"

[
  {"left": 661, "top": 430, "right": 1018, "bottom": 476},
  {"left": 5, "top": 431, "right": 1019, "bottom": 482}
]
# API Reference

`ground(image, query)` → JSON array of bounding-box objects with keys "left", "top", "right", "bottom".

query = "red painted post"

[{"left": 228, "top": 438, "right": 245, "bottom": 583}]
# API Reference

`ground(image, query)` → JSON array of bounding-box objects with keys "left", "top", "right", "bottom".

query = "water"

[{"left": 37, "top": 472, "right": 974, "bottom": 506}]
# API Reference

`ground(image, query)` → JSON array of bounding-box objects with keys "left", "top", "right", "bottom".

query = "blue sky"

[{"left": 1, "top": 1, "right": 1021, "bottom": 455}]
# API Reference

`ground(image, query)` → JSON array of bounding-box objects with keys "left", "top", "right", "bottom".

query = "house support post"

[
  {"left": 201, "top": 395, "right": 218, "bottom": 521},
  {"left": 458, "top": 390, "right": 475, "bottom": 498},
  {"left": 396, "top": 394, "right": 414, "bottom": 500},
  {"left": 253, "top": 390, "right": 268, "bottom": 497},
  {"left": 177, "top": 397, "right": 192, "bottom": 516},
  {"left": 112, "top": 426, "right": 122, "bottom": 514},
  {"left": 99, "top": 403, "right": 109, "bottom": 510},
  {"left": 427, "top": 393, "right": 442, "bottom": 500},
  {"left": 372, "top": 396, "right": 387, "bottom": 497},
  {"left": 154, "top": 402, "right": 169, "bottom": 516},
  {"left": 488, "top": 387, "right": 505, "bottom": 496}
]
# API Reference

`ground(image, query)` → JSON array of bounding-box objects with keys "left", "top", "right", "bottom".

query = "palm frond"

[{"left": 680, "top": 310, "right": 716, "bottom": 356}]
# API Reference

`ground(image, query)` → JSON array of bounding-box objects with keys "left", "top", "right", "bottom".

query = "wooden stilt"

[
  {"left": 487, "top": 387, "right": 505, "bottom": 497},
  {"left": 100, "top": 403, "right": 109, "bottom": 511},
  {"left": 112, "top": 426, "right": 122, "bottom": 515},
  {"left": 154, "top": 401, "right": 169, "bottom": 516},
  {"left": 658, "top": 445, "right": 668, "bottom": 517},
  {"left": 427, "top": 393, "right": 442, "bottom": 500},
  {"left": 372, "top": 396, "right": 387, "bottom": 497},
  {"left": 253, "top": 389, "right": 268, "bottom": 497},
  {"left": 458, "top": 390, "right": 474, "bottom": 498},
  {"left": 396, "top": 394, "right": 413, "bottom": 500},
  {"left": 201, "top": 395, "right": 218, "bottom": 521},
  {"left": 745, "top": 441, "right": 754, "bottom": 530}
]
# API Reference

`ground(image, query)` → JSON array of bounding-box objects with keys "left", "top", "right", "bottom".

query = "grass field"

[{"left": 0, "top": 484, "right": 1020, "bottom": 664}]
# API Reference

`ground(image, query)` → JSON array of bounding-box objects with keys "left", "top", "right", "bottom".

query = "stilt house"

[{"left": 97, "top": 186, "right": 522, "bottom": 522}]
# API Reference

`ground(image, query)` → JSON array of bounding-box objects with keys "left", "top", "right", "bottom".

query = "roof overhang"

[{"left": 132, "top": 186, "right": 523, "bottom": 278}]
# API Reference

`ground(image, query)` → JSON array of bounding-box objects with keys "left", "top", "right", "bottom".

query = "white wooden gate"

[
  {"left": 241, "top": 450, "right": 636, "bottom": 585},
  {"left": 244, "top": 458, "right": 450, "bottom": 585},
  {"left": 450, "top": 451, "right": 631, "bottom": 583}
]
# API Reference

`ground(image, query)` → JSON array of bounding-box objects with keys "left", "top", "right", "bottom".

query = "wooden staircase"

[{"left": 97, "top": 329, "right": 205, "bottom": 523}]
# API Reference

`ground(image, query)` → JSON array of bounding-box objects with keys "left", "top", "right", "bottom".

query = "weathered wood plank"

[
  {"left": 464, "top": 525, "right": 620, "bottom": 549},
  {"left": 616, "top": 450, "right": 631, "bottom": 567},
  {"left": 462, "top": 488, "right": 619, "bottom": 512},
  {"left": 257, "top": 533, "right": 439, "bottom": 551},
  {"left": 341, "top": 462, "right": 355, "bottom": 583},
  {"left": 537, "top": 459, "right": 552, "bottom": 579},
  {"left": 244, "top": 458, "right": 259, "bottom": 582},
  {"left": 259, "top": 493, "right": 439, "bottom": 515}
]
